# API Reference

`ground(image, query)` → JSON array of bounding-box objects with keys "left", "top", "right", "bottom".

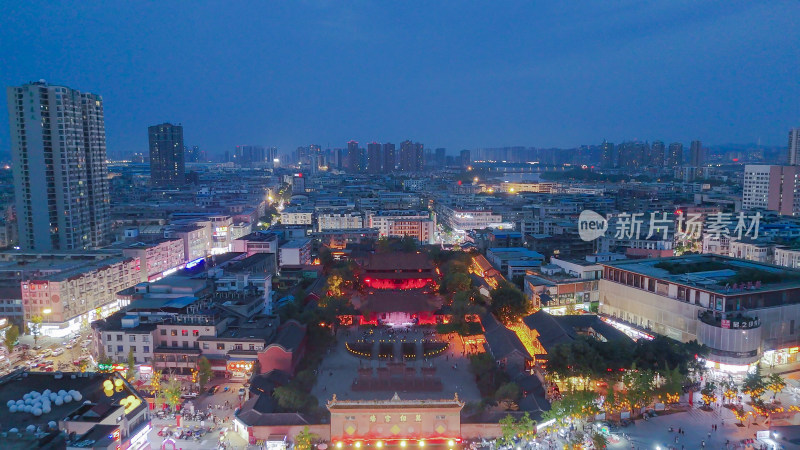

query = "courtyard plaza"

[{"left": 311, "top": 325, "right": 482, "bottom": 402}]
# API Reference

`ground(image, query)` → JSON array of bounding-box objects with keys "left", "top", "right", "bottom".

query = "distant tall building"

[
  {"left": 616, "top": 142, "right": 646, "bottom": 169},
  {"left": 185, "top": 145, "right": 201, "bottom": 163},
  {"left": 149, "top": 123, "right": 185, "bottom": 187},
  {"left": 7, "top": 80, "right": 110, "bottom": 250},
  {"left": 689, "top": 140, "right": 705, "bottom": 167},
  {"left": 400, "top": 140, "right": 424, "bottom": 172},
  {"left": 383, "top": 143, "right": 396, "bottom": 172},
  {"left": 266, "top": 147, "right": 278, "bottom": 167},
  {"left": 743, "top": 165, "right": 800, "bottom": 215},
  {"left": 650, "top": 141, "right": 665, "bottom": 167},
  {"left": 667, "top": 142, "right": 683, "bottom": 167},
  {"left": 347, "top": 140, "right": 359, "bottom": 172},
  {"left": 789, "top": 127, "right": 800, "bottom": 165},
  {"left": 367, "top": 142, "right": 382, "bottom": 174},
  {"left": 460, "top": 149, "right": 471, "bottom": 168},
  {"left": 601, "top": 141, "right": 615, "bottom": 168},
  {"left": 234, "top": 145, "right": 266, "bottom": 167},
  {"left": 435, "top": 148, "right": 446, "bottom": 168}
]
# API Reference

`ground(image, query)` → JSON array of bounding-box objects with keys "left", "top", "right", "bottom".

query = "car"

[
  {"left": 181, "top": 393, "right": 198, "bottom": 399},
  {"left": 65, "top": 343, "right": 73, "bottom": 349},
  {"left": 80, "top": 341, "right": 91, "bottom": 348},
  {"left": 40, "top": 349, "right": 52, "bottom": 357},
  {"left": 238, "top": 388, "right": 245, "bottom": 395},
  {"left": 32, "top": 345, "right": 42, "bottom": 351},
  {"left": 207, "top": 385, "right": 219, "bottom": 395},
  {"left": 52, "top": 348, "right": 64, "bottom": 357}
]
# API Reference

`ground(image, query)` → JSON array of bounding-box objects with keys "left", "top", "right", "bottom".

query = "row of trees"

[{"left": 547, "top": 335, "right": 707, "bottom": 386}]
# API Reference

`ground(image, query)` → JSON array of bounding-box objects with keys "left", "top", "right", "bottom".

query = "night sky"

[{"left": 1, "top": 1, "right": 798, "bottom": 155}]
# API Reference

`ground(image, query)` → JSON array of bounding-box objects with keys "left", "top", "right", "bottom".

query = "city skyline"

[{"left": 1, "top": 2, "right": 799, "bottom": 155}]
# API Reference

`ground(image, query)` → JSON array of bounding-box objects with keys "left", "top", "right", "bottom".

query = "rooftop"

[
  {"left": 235, "top": 231, "right": 279, "bottom": 242},
  {"left": 604, "top": 254, "right": 800, "bottom": 294},
  {"left": 0, "top": 372, "right": 145, "bottom": 434},
  {"left": 364, "top": 252, "right": 433, "bottom": 272}
]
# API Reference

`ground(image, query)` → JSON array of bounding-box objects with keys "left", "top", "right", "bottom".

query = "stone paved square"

[{"left": 311, "top": 325, "right": 483, "bottom": 403}]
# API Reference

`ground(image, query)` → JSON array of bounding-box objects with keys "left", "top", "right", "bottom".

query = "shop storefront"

[{"left": 762, "top": 346, "right": 799, "bottom": 367}]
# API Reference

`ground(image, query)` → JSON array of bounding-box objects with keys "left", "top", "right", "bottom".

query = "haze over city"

[
  {"left": 1, "top": 1, "right": 799, "bottom": 155},
  {"left": 3, "top": 2, "right": 800, "bottom": 450}
]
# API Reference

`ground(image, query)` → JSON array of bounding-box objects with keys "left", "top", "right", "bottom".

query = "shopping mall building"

[{"left": 599, "top": 255, "right": 800, "bottom": 374}]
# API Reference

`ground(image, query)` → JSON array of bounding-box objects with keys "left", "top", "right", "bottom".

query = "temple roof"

[{"left": 365, "top": 252, "right": 434, "bottom": 272}]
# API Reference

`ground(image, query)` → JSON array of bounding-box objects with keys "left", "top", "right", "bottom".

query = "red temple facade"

[{"left": 361, "top": 253, "right": 436, "bottom": 290}]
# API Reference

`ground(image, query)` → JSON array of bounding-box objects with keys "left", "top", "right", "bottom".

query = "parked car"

[
  {"left": 207, "top": 385, "right": 219, "bottom": 395},
  {"left": 52, "top": 348, "right": 64, "bottom": 357}
]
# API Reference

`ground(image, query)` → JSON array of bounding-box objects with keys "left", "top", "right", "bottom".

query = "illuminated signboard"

[
  {"left": 226, "top": 361, "right": 254, "bottom": 372},
  {"left": 186, "top": 258, "right": 204, "bottom": 269}
]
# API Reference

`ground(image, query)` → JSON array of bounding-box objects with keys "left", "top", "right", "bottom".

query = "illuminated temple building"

[
  {"left": 362, "top": 252, "right": 436, "bottom": 290},
  {"left": 328, "top": 393, "right": 463, "bottom": 446}
]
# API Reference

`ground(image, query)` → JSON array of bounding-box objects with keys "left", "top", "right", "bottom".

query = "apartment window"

[
  {"left": 129, "top": 335, "right": 136, "bottom": 342},
  {"left": 130, "top": 346, "right": 136, "bottom": 352},
  {"left": 142, "top": 336, "right": 149, "bottom": 342},
  {"left": 106, "top": 335, "right": 112, "bottom": 342},
  {"left": 116, "top": 346, "right": 123, "bottom": 353},
  {"left": 249, "top": 344, "right": 255, "bottom": 350},
  {"left": 791, "top": 320, "right": 796, "bottom": 335},
  {"left": 182, "top": 341, "right": 188, "bottom": 348},
  {"left": 107, "top": 345, "right": 112, "bottom": 353},
  {"left": 116, "top": 334, "right": 122, "bottom": 341},
  {"left": 192, "top": 330, "right": 199, "bottom": 337},
  {"left": 171, "top": 330, "right": 177, "bottom": 336},
  {"left": 234, "top": 344, "right": 243, "bottom": 350},
  {"left": 181, "top": 330, "right": 188, "bottom": 337},
  {"left": 203, "top": 343, "right": 209, "bottom": 350},
  {"left": 194, "top": 342, "right": 199, "bottom": 349},
  {"left": 143, "top": 346, "right": 150, "bottom": 353},
  {"left": 160, "top": 329, "right": 166, "bottom": 336},
  {"left": 217, "top": 343, "right": 225, "bottom": 350},
  {"left": 171, "top": 341, "right": 177, "bottom": 347}
]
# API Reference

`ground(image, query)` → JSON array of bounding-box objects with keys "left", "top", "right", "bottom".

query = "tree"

[
  {"left": 622, "top": 370, "right": 656, "bottom": 410},
  {"left": 150, "top": 369, "right": 163, "bottom": 409},
  {"left": 4, "top": 325, "right": 19, "bottom": 352},
  {"left": 495, "top": 382, "right": 521, "bottom": 402},
  {"left": 163, "top": 378, "right": 182, "bottom": 411},
  {"left": 742, "top": 364, "right": 766, "bottom": 401},
  {"left": 515, "top": 412, "right": 536, "bottom": 439},
  {"left": 197, "top": 356, "right": 213, "bottom": 389},
  {"left": 489, "top": 281, "right": 530, "bottom": 324},
  {"left": 591, "top": 432, "right": 608, "bottom": 449},
  {"left": 766, "top": 373, "right": 786, "bottom": 400},
  {"left": 326, "top": 275, "right": 344, "bottom": 298},
  {"left": 543, "top": 389, "right": 599, "bottom": 424},
  {"left": 126, "top": 348, "right": 137, "bottom": 382},
  {"left": 498, "top": 415, "right": 517, "bottom": 447},
  {"left": 319, "top": 248, "right": 334, "bottom": 272},
  {"left": 700, "top": 382, "right": 717, "bottom": 408},
  {"left": 722, "top": 376, "right": 738, "bottom": 405},
  {"left": 30, "top": 315, "right": 43, "bottom": 347},
  {"left": 441, "top": 272, "right": 472, "bottom": 296},
  {"left": 273, "top": 385, "right": 309, "bottom": 411},
  {"left": 294, "top": 426, "right": 319, "bottom": 450}
]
